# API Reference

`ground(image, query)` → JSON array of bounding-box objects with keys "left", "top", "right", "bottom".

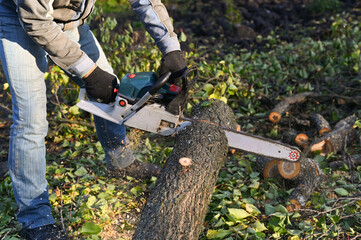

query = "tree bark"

[{"left": 132, "top": 100, "right": 237, "bottom": 240}]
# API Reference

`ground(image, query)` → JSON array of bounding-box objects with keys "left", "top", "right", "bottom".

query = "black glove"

[
  {"left": 159, "top": 50, "right": 187, "bottom": 82},
  {"left": 83, "top": 66, "right": 118, "bottom": 104}
]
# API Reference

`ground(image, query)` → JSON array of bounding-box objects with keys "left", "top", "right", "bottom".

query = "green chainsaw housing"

[{"left": 117, "top": 72, "right": 181, "bottom": 103}]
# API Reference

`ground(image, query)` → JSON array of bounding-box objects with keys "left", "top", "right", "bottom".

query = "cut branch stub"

[
  {"left": 268, "top": 92, "right": 316, "bottom": 123},
  {"left": 179, "top": 157, "right": 192, "bottom": 167},
  {"left": 295, "top": 133, "right": 309, "bottom": 148},
  {"left": 310, "top": 115, "right": 357, "bottom": 156},
  {"left": 133, "top": 100, "right": 238, "bottom": 240},
  {"left": 312, "top": 113, "right": 331, "bottom": 136}
]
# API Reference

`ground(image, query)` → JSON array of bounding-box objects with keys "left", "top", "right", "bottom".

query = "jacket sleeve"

[
  {"left": 128, "top": 0, "right": 181, "bottom": 55},
  {"left": 16, "top": 0, "right": 95, "bottom": 77}
]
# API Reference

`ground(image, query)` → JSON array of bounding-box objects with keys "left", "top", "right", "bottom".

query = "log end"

[
  {"left": 311, "top": 139, "right": 334, "bottom": 156},
  {"left": 263, "top": 160, "right": 280, "bottom": 178},
  {"left": 278, "top": 161, "right": 301, "bottom": 179},
  {"left": 322, "top": 139, "right": 334, "bottom": 156},
  {"left": 269, "top": 112, "right": 281, "bottom": 123},
  {"left": 318, "top": 128, "right": 331, "bottom": 136},
  {"left": 286, "top": 199, "right": 301, "bottom": 212},
  {"left": 295, "top": 133, "right": 309, "bottom": 148}
]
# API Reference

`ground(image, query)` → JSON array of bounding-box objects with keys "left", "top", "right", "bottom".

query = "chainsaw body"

[
  {"left": 117, "top": 72, "right": 180, "bottom": 103},
  {"left": 77, "top": 71, "right": 182, "bottom": 136}
]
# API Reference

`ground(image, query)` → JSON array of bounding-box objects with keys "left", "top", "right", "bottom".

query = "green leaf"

[
  {"left": 179, "top": 31, "right": 187, "bottom": 42},
  {"left": 74, "top": 166, "right": 88, "bottom": 177},
  {"left": 86, "top": 196, "right": 97, "bottom": 208},
  {"left": 275, "top": 205, "right": 288, "bottom": 214},
  {"left": 80, "top": 222, "right": 101, "bottom": 235},
  {"left": 334, "top": 188, "right": 349, "bottom": 196},
  {"left": 228, "top": 208, "right": 250, "bottom": 220},
  {"left": 203, "top": 83, "right": 214, "bottom": 94},
  {"left": 219, "top": 96, "right": 228, "bottom": 103},
  {"left": 130, "top": 186, "right": 143, "bottom": 196},
  {"left": 245, "top": 204, "right": 261, "bottom": 214},
  {"left": 253, "top": 221, "right": 268, "bottom": 232},
  {"left": 265, "top": 204, "right": 275, "bottom": 215},
  {"left": 69, "top": 105, "right": 80, "bottom": 115},
  {"left": 206, "top": 229, "right": 231, "bottom": 239},
  {"left": 209, "top": 93, "right": 220, "bottom": 100}
]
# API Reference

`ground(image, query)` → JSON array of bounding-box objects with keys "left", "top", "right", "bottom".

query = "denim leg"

[
  {"left": 64, "top": 24, "right": 135, "bottom": 169},
  {"left": 0, "top": 15, "right": 54, "bottom": 228}
]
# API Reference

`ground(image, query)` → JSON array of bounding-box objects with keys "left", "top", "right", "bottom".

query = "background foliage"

[{"left": 0, "top": 0, "right": 360, "bottom": 239}]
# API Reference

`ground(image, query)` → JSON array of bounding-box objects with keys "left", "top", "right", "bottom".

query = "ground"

[{"left": 0, "top": 0, "right": 360, "bottom": 239}]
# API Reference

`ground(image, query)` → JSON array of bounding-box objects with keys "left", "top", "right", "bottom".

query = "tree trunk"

[{"left": 132, "top": 100, "right": 238, "bottom": 240}]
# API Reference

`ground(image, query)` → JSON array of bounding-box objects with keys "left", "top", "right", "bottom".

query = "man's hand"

[
  {"left": 83, "top": 66, "right": 118, "bottom": 103},
  {"left": 159, "top": 50, "right": 186, "bottom": 82}
]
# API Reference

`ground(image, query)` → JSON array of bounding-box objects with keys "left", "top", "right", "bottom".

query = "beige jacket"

[{"left": 2, "top": 0, "right": 180, "bottom": 77}]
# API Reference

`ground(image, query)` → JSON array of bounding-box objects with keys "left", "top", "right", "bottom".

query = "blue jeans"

[{"left": 0, "top": 7, "right": 134, "bottom": 229}]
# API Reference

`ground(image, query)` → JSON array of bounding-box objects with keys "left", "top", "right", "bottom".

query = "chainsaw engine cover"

[{"left": 118, "top": 72, "right": 181, "bottom": 103}]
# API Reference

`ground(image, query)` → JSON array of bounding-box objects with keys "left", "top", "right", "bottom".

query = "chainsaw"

[{"left": 77, "top": 66, "right": 302, "bottom": 162}]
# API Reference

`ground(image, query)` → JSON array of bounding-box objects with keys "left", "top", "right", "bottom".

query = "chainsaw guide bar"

[{"left": 177, "top": 117, "right": 302, "bottom": 162}]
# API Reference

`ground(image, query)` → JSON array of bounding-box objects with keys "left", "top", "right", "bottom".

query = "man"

[{"left": 0, "top": 0, "right": 186, "bottom": 239}]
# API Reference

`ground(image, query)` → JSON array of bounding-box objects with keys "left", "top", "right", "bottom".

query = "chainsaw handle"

[{"left": 149, "top": 71, "right": 172, "bottom": 95}]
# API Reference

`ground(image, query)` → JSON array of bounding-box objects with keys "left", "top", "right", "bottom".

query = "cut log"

[
  {"left": 268, "top": 92, "right": 316, "bottom": 123},
  {"left": 257, "top": 156, "right": 322, "bottom": 211},
  {"left": 311, "top": 113, "right": 331, "bottom": 136},
  {"left": 256, "top": 156, "right": 281, "bottom": 179},
  {"left": 295, "top": 133, "right": 309, "bottom": 148},
  {"left": 286, "top": 173, "right": 322, "bottom": 212},
  {"left": 278, "top": 157, "right": 321, "bottom": 182},
  {"left": 310, "top": 115, "right": 357, "bottom": 156},
  {"left": 280, "top": 158, "right": 322, "bottom": 211},
  {"left": 133, "top": 100, "right": 238, "bottom": 240},
  {"left": 278, "top": 160, "right": 301, "bottom": 180}
]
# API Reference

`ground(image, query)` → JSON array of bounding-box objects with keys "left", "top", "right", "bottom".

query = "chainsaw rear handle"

[{"left": 149, "top": 71, "right": 172, "bottom": 95}]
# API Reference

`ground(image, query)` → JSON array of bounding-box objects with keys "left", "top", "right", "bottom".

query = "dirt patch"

[{"left": 168, "top": 0, "right": 359, "bottom": 51}]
